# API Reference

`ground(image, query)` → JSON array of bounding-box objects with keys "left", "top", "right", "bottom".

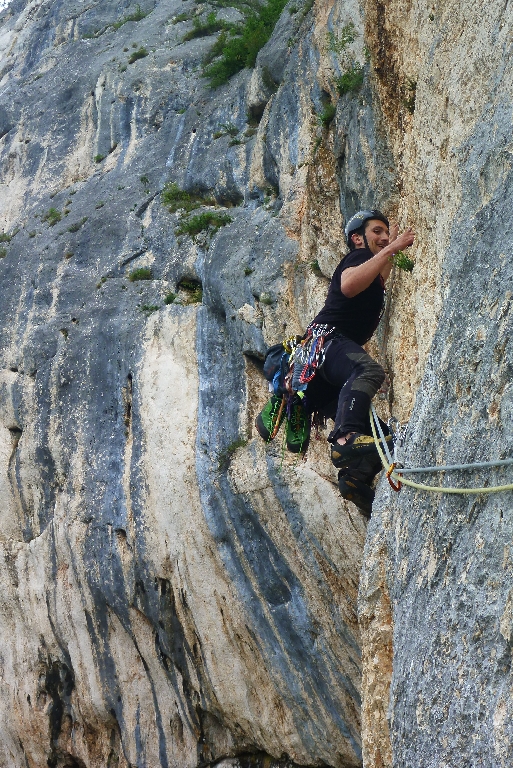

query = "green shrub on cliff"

[
  {"left": 68, "top": 217, "right": 88, "bottom": 233},
  {"left": 202, "top": 0, "right": 288, "bottom": 87},
  {"left": 42, "top": 208, "right": 62, "bottom": 227},
  {"left": 175, "top": 212, "right": 232, "bottom": 237},
  {"left": 335, "top": 62, "right": 364, "bottom": 95},
  {"left": 112, "top": 5, "right": 148, "bottom": 30},
  {"left": 172, "top": 12, "right": 190, "bottom": 24},
  {"left": 129, "top": 267, "right": 153, "bottom": 281},
  {"left": 161, "top": 183, "right": 215, "bottom": 213},
  {"left": 326, "top": 23, "right": 356, "bottom": 55},
  {"left": 325, "top": 22, "right": 365, "bottom": 98},
  {"left": 128, "top": 46, "right": 148, "bottom": 64},
  {"left": 318, "top": 102, "right": 336, "bottom": 128},
  {"left": 213, "top": 122, "right": 239, "bottom": 139},
  {"left": 178, "top": 279, "right": 203, "bottom": 304},
  {"left": 182, "top": 12, "right": 228, "bottom": 42},
  {"left": 391, "top": 250, "right": 415, "bottom": 272}
]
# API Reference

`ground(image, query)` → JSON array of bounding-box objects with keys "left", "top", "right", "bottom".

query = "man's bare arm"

[{"left": 341, "top": 228, "right": 415, "bottom": 298}]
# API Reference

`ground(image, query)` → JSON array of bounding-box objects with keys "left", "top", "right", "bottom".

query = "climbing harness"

[
  {"left": 285, "top": 324, "right": 334, "bottom": 394},
  {"left": 370, "top": 405, "right": 513, "bottom": 495},
  {"left": 261, "top": 327, "right": 336, "bottom": 457}
]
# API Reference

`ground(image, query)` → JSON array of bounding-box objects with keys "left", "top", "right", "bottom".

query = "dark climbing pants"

[{"left": 306, "top": 335, "right": 387, "bottom": 443}]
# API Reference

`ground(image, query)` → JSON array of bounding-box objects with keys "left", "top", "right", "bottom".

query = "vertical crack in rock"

[
  {"left": 39, "top": 659, "right": 83, "bottom": 768},
  {"left": 153, "top": 579, "right": 200, "bottom": 732},
  {"left": 6, "top": 425, "right": 31, "bottom": 541},
  {"left": 122, "top": 374, "right": 132, "bottom": 439}
]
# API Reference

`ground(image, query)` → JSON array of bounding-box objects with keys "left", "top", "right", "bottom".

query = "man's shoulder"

[{"left": 340, "top": 248, "right": 373, "bottom": 271}]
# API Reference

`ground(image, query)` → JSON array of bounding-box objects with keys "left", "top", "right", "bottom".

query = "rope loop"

[{"left": 369, "top": 406, "right": 513, "bottom": 495}]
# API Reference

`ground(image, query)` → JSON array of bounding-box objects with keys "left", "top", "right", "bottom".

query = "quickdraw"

[
  {"left": 386, "top": 462, "right": 402, "bottom": 492},
  {"left": 297, "top": 324, "right": 335, "bottom": 386},
  {"left": 286, "top": 324, "right": 335, "bottom": 394},
  {"left": 269, "top": 395, "right": 286, "bottom": 440}
]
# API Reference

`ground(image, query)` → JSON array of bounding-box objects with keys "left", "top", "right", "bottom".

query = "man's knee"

[{"left": 347, "top": 353, "right": 385, "bottom": 397}]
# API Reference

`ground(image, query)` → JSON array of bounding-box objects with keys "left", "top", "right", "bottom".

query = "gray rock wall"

[
  {"left": 359, "top": 0, "right": 513, "bottom": 765},
  {"left": 0, "top": 0, "right": 375, "bottom": 765},
  {"left": 0, "top": 0, "right": 512, "bottom": 766}
]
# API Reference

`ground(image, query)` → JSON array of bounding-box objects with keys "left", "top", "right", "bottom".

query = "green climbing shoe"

[
  {"left": 286, "top": 399, "right": 311, "bottom": 454},
  {"left": 255, "top": 395, "right": 285, "bottom": 441}
]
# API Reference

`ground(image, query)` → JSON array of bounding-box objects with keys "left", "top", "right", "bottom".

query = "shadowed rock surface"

[{"left": 0, "top": 0, "right": 512, "bottom": 766}]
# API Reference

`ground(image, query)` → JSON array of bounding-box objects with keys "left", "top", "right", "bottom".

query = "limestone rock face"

[
  {"left": 0, "top": 0, "right": 368, "bottom": 765},
  {"left": 0, "top": 0, "right": 511, "bottom": 766},
  {"left": 358, "top": 0, "right": 513, "bottom": 765}
]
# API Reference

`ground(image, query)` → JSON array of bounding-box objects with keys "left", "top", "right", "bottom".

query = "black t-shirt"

[{"left": 312, "top": 248, "right": 385, "bottom": 345}]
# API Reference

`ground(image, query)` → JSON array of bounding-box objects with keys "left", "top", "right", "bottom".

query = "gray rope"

[
  {"left": 370, "top": 405, "right": 513, "bottom": 474},
  {"left": 395, "top": 459, "right": 513, "bottom": 474}
]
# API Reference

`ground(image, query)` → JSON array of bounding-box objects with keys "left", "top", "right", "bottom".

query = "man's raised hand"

[
  {"left": 389, "top": 221, "right": 399, "bottom": 243},
  {"left": 394, "top": 227, "right": 415, "bottom": 250}
]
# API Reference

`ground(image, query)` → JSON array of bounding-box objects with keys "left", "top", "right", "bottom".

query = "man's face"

[{"left": 352, "top": 219, "right": 390, "bottom": 254}]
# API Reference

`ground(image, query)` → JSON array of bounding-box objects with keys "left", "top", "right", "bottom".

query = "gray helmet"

[{"left": 344, "top": 209, "right": 389, "bottom": 248}]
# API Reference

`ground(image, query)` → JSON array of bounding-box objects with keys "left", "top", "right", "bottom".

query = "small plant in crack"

[
  {"left": 68, "top": 217, "right": 88, "bottom": 233},
  {"left": 318, "top": 102, "right": 336, "bottom": 128},
  {"left": 335, "top": 62, "right": 364, "bottom": 96},
  {"left": 175, "top": 212, "right": 232, "bottom": 237},
  {"left": 161, "top": 183, "right": 215, "bottom": 213},
  {"left": 182, "top": 11, "right": 229, "bottom": 42},
  {"left": 178, "top": 278, "right": 203, "bottom": 304},
  {"left": 217, "top": 438, "right": 248, "bottom": 471},
  {"left": 310, "top": 260, "right": 323, "bottom": 276},
  {"left": 42, "top": 208, "right": 62, "bottom": 226},
  {"left": 112, "top": 4, "right": 148, "bottom": 30},
  {"left": 129, "top": 267, "right": 153, "bottom": 281},
  {"left": 128, "top": 46, "right": 148, "bottom": 64},
  {"left": 213, "top": 122, "right": 239, "bottom": 139},
  {"left": 326, "top": 22, "right": 356, "bottom": 55},
  {"left": 403, "top": 79, "right": 417, "bottom": 114}
]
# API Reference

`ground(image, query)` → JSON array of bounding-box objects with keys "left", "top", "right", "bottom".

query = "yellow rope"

[{"left": 370, "top": 411, "right": 513, "bottom": 494}]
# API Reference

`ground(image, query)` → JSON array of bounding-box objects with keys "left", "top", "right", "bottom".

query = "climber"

[
  {"left": 256, "top": 209, "right": 415, "bottom": 516},
  {"left": 305, "top": 210, "right": 415, "bottom": 514}
]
